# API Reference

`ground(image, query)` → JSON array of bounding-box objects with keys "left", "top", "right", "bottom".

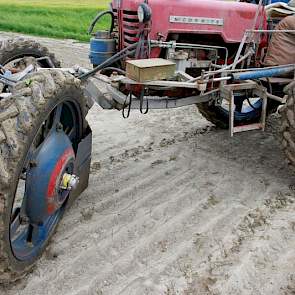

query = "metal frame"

[
  {"left": 84, "top": 75, "right": 214, "bottom": 111},
  {"left": 220, "top": 81, "right": 268, "bottom": 137},
  {"left": 2, "top": 29, "right": 294, "bottom": 138},
  {"left": 80, "top": 57, "right": 294, "bottom": 136}
]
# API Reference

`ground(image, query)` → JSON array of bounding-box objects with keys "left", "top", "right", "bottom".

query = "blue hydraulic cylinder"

[{"left": 232, "top": 65, "right": 295, "bottom": 81}]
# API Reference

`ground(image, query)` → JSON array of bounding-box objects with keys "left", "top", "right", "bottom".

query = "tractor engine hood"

[{"left": 112, "top": 0, "right": 266, "bottom": 43}]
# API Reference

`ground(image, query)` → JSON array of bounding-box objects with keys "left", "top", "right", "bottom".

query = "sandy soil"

[{"left": 1, "top": 32, "right": 295, "bottom": 295}]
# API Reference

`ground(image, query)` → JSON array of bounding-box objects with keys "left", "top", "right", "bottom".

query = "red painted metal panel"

[{"left": 112, "top": 0, "right": 266, "bottom": 44}]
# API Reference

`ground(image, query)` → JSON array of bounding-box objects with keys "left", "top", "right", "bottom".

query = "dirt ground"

[{"left": 1, "top": 32, "right": 295, "bottom": 295}]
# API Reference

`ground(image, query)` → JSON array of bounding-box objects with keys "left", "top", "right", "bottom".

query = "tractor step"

[{"left": 221, "top": 81, "right": 268, "bottom": 137}]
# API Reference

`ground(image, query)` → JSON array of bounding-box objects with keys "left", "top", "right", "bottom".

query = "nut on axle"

[{"left": 60, "top": 173, "right": 79, "bottom": 191}]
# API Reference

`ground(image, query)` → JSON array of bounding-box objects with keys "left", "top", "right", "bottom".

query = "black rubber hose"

[
  {"left": 100, "top": 67, "right": 126, "bottom": 75},
  {"left": 79, "top": 43, "right": 139, "bottom": 80},
  {"left": 88, "top": 10, "right": 115, "bottom": 35},
  {"left": 79, "top": 41, "right": 157, "bottom": 81}
]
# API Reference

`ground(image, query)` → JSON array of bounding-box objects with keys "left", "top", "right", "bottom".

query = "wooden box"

[{"left": 126, "top": 58, "right": 176, "bottom": 82}]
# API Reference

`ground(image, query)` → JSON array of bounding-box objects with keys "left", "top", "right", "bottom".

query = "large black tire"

[
  {"left": 197, "top": 103, "right": 230, "bottom": 129},
  {"left": 0, "top": 70, "right": 90, "bottom": 283},
  {"left": 0, "top": 37, "right": 60, "bottom": 67},
  {"left": 281, "top": 82, "right": 295, "bottom": 169},
  {"left": 197, "top": 100, "right": 280, "bottom": 129}
]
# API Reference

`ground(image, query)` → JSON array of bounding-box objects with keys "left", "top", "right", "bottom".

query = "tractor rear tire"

[
  {"left": 280, "top": 82, "right": 295, "bottom": 169},
  {"left": 0, "top": 38, "right": 60, "bottom": 67},
  {"left": 197, "top": 103, "right": 229, "bottom": 129},
  {"left": 0, "top": 70, "right": 90, "bottom": 283}
]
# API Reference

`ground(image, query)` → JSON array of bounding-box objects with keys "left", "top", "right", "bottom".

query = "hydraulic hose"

[
  {"left": 79, "top": 41, "right": 156, "bottom": 81},
  {"left": 100, "top": 67, "right": 126, "bottom": 75},
  {"left": 88, "top": 10, "right": 115, "bottom": 35},
  {"left": 79, "top": 43, "right": 139, "bottom": 80},
  {"left": 188, "top": 49, "right": 254, "bottom": 83}
]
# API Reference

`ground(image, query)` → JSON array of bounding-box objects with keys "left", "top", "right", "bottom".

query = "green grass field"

[{"left": 0, "top": 0, "right": 111, "bottom": 41}]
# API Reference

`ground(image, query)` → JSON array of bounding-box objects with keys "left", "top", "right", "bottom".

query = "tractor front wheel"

[{"left": 0, "top": 70, "right": 89, "bottom": 283}]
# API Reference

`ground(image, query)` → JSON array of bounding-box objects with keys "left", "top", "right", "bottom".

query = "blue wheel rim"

[
  {"left": 10, "top": 209, "right": 64, "bottom": 260},
  {"left": 9, "top": 101, "right": 80, "bottom": 261}
]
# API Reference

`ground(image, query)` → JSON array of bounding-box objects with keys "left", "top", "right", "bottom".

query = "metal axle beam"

[{"left": 83, "top": 75, "right": 213, "bottom": 111}]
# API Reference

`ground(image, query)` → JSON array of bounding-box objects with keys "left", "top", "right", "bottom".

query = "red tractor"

[
  {"left": 0, "top": 0, "right": 294, "bottom": 283},
  {"left": 86, "top": 0, "right": 292, "bottom": 131}
]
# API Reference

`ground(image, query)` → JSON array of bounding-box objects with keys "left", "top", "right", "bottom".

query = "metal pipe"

[
  {"left": 188, "top": 49, "right": 253, "bottom": 83},
  {"left": 284, "top": 81, "right": 295, "bottom": 93},
  {"left": 173, "top": 42, "right": 228, "bottom": 64},
  {"left": 151, "top": 40, "right": 229, "bottom": 65},
  {"left": 208, "top": 76, "right": 231, "bottom": 83},
  {"left": 266, "top": 92, "right": 287, "bottom": 103},
  {"left": 240, "top": 0, "right": 263, "bottom": 69},
  {"left": 206, "top": 63, "right": 295, "bottom": 74},
  {"left": 232, "top": 65, "right": 295, "bottom": 80},
  {"left": 79, "top": 43, "right": 139, "bottom": 80},
  {"left": 230, "top": 49, "right": 254, "bottom": 71},
  {"left": 232, "top": 32, "right": 249, "bottom": 69},
  {"left": 246, "top": 29, "right": 295, "bottom": 33}
]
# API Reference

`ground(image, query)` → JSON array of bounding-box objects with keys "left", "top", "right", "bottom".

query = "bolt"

[
  {"left": 19, "top": 215, "right": 30, "bottom": 225},
  {"left": 29, "top": 160, "right": 37, "bottom": 168},
  {"left": 60, "top": 173, "right": 79, "bottom": 191},
  {"left": 56, "top": 122, "right": 63, "bottom": 132}
]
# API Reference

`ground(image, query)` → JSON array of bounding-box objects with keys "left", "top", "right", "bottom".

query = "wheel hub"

[
  {"left": 60, "top": 173, "right": 79, "bottom": 191},
  {"left": 25, "top": 129, "right": 76, "bottom": 225}
]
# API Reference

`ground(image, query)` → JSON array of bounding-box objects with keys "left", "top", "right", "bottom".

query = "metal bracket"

[
  {"left": 221, "top": 81, "right": 267, "bottom": 137},
  {"left": 82, "top": 73, "right": 213, "bottom": 111},
  {"left": 107, "top": 84, "right": 213, "bottom": 110}
]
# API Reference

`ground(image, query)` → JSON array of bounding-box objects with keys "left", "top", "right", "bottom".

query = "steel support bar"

[
  {"left": 266, "top": 92, "right": 287, "bottom": 104},
  {"left": 83, "top": 74, "right": 213, "bottom": 110},
  {"left": 119, "top": 77, "right": 199, "bottom": 89},
  {"left": 284, "top": 81, "right": 295, "bottom": 93},
  {"left": 246, "top": 29, "right": 295, "bottom": 33}
]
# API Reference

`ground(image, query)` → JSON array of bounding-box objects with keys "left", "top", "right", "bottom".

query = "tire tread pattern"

[
  {"left": 0, "top": 70, "right": 89, "bottom": 283},
  {"left": 0, "top": 37, "right": 61, "bottom": 67},
  {"left": 280, "top": 84, "right": 295, "bottom": 169}
]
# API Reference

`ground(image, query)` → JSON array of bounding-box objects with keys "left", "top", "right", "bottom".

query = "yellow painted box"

[{"left": 126, "top": 58, "right": 176, "bottom": 82}]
